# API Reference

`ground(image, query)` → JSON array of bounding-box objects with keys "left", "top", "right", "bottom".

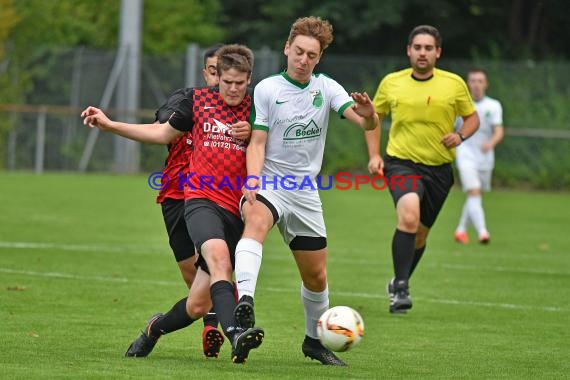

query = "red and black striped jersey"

[
  {"left": 154, "top": 87, "right": 194, "bottom": 203},
  {"left": 168, "top": 87, "right": 251, "bottom": 217}
]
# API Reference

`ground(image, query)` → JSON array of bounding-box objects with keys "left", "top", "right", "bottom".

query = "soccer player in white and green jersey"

[
  {"left": 233, "top": 16, "right": 379, "bottom": 366},
  {"left": 454, "top": 68, "right": 504, "bottom": 244}
]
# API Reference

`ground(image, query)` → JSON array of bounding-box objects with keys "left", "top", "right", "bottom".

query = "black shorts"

[
  {"left": 161, "top": 198, "right": 195, "bottom": 262},
  {"left": 383, "top": 155, "right": 454, "bottom": 228},
  {"left": 184, "top": 198, "right": 244, "bottom": 274}
]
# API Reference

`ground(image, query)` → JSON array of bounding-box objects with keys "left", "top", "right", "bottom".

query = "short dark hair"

[
  {"left": 216, "top": 44, "right": 254, "bottom": 78},
  {"left": 203, "top": 43, "right": 224, "bottom": 67},
  {"left": 408, "top": 25, "right": 442, "bottom": 47},
  {"left": 468, "top": 67, "right": 487, "bottom": 77}
]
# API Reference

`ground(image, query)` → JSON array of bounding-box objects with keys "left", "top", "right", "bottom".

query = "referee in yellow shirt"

[{"left": 365, "top": 25, "right": 480, "bottom": 314}]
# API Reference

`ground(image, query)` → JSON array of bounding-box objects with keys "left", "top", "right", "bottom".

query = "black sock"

[
  {"left": 202, "top": 307, "right": 218, "bottom": 328},
  {"left": 150, "top": 297, "right": 195, "bottom": 336},
  {"left": 409, "top": 245, "right": 426, "bottom": 278},
  {"left": 210, "top": 280, "right": 239, "bottom": 341},
  {"left": 392, "top": 229, "right": 416, "bottom": 283}
]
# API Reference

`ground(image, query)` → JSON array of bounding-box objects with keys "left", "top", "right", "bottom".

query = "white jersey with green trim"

[
  {"left": 456, "top": 95, "right": 503, "bottom": 170},
  {"left": 252, "top": 72, "right": 353, "bottom": 186}
]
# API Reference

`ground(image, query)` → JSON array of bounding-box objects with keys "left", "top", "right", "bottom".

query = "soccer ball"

[{"left": 317, "top": 306, "right": 364, "bottom": 352}]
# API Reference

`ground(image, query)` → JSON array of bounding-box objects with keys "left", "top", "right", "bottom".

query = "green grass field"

[{"left": 1, "top": 172, "right": 568, "bottom": 379}]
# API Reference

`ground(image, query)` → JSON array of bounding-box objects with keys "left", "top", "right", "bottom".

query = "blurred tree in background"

[
  {"left": 0, "top": 0, "right": 224, "bottom": 102},
  {"left": 218, "top": 0, "right": 570, "bottom": 60},
  {"left": 0, "top": 0, "right": 18, "bottom": 60},
  {"left": 7, "top": 0, "right": 563, "bottom": 59},
  {"left": 143, "top": 0, "right": 224, "bottom": 53},
  {"left": 0, "top": 0, "right": 224, "bottom": 166}
]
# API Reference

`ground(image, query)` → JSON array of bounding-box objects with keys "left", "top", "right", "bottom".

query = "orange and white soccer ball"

[{"left": 317, "top": 306, "right": 364, "bottom": 352}]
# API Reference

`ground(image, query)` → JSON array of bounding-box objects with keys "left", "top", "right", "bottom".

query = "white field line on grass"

[
  {"left": 0, "top": 267, "right": 179, "bottom": 287},
  {"left": 426, "top": 262, "right": 569, "bottom": 276},
  {"left": 0, "top": 267, "right": 565, "bottom": 313},
  {"left": 0, "top": 241, "right": 151, "bottom": 253},
  {"left": 1, "top": 241, "right": 568, "bottom": 277}
]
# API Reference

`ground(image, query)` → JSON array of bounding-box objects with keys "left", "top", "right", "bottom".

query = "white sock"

[
  {"left": 456, "top": 199, "right": 471, "bottom": 233},
  {"left": 234, "top": 238, "right": 263, "bottom": 299},
  {"left": 301, "top": 283, "right": 329, "bottom": 339},
  {"left": 466, "top": 195, "right": 488, "bottom": 237}
]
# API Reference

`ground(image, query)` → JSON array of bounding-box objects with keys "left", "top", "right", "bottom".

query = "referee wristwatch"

[{"left": 456, "top": 132, "right": 467, "bottom": 142}]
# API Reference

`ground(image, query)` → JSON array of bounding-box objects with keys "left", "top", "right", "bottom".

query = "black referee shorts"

[
  {"left": 184, "top": 198, "right": 244, "bottom": 274},
  {"left": 383, "top": 155, "right": 454, "bottom": 228},
  {"left": 161, "top": 198, "right": 195, "bottom": 262}
]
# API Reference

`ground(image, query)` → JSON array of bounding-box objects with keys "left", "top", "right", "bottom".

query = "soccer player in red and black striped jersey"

[
  {"left": 152, "top": 44, "right": 251, "bottom": 359},
  {"left": 81, "top": 44, "right": 263, "bottom": 364},
  {"left": 153, "top": 89, "right": 251, "bottom": 358}
]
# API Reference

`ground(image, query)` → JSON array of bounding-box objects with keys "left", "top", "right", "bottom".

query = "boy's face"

[
  {"left": 467, "top": 72, "right": 488, "bottom": 101},
  {"left": 218, "top": 68, "right": 251, "bottom": 107},
  {"left": 284, "top": 35, "right": 322, "bottom": 83}
]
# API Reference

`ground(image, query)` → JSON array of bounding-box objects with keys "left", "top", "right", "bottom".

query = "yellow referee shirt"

[{"left": 373, "top": 67, "right": 475, "bottom": 165}]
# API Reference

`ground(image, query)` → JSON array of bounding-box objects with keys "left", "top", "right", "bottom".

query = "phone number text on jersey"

[{"left": 203, "top": 140, "right": 246, "bottom": 151}]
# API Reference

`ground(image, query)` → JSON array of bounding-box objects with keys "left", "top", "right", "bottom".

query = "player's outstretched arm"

[
  {"left": 344, "top": 92, "right": 379, "bottom": 131},
  {"left": 80, "top": 106, "right": 182, "bottom": 145}
]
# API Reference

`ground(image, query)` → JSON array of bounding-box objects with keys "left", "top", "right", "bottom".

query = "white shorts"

[
  {"left": 254, "top": 189, "right": 326, "bottom": 245},
  {"left": 457, "top": 164, "right": 492, "bottom": 192}
]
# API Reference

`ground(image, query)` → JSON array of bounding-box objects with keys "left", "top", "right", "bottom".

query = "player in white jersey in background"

[
  {"left": 454, "top": 68, "right": 504, "bottom": 244},
  {"left": 232, "top": 16, "right": 379, "bottom": 366}
]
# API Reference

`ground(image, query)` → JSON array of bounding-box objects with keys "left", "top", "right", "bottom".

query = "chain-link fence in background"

[{"left": 1, "top": 46, "right": 569, "bottom": 189}]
